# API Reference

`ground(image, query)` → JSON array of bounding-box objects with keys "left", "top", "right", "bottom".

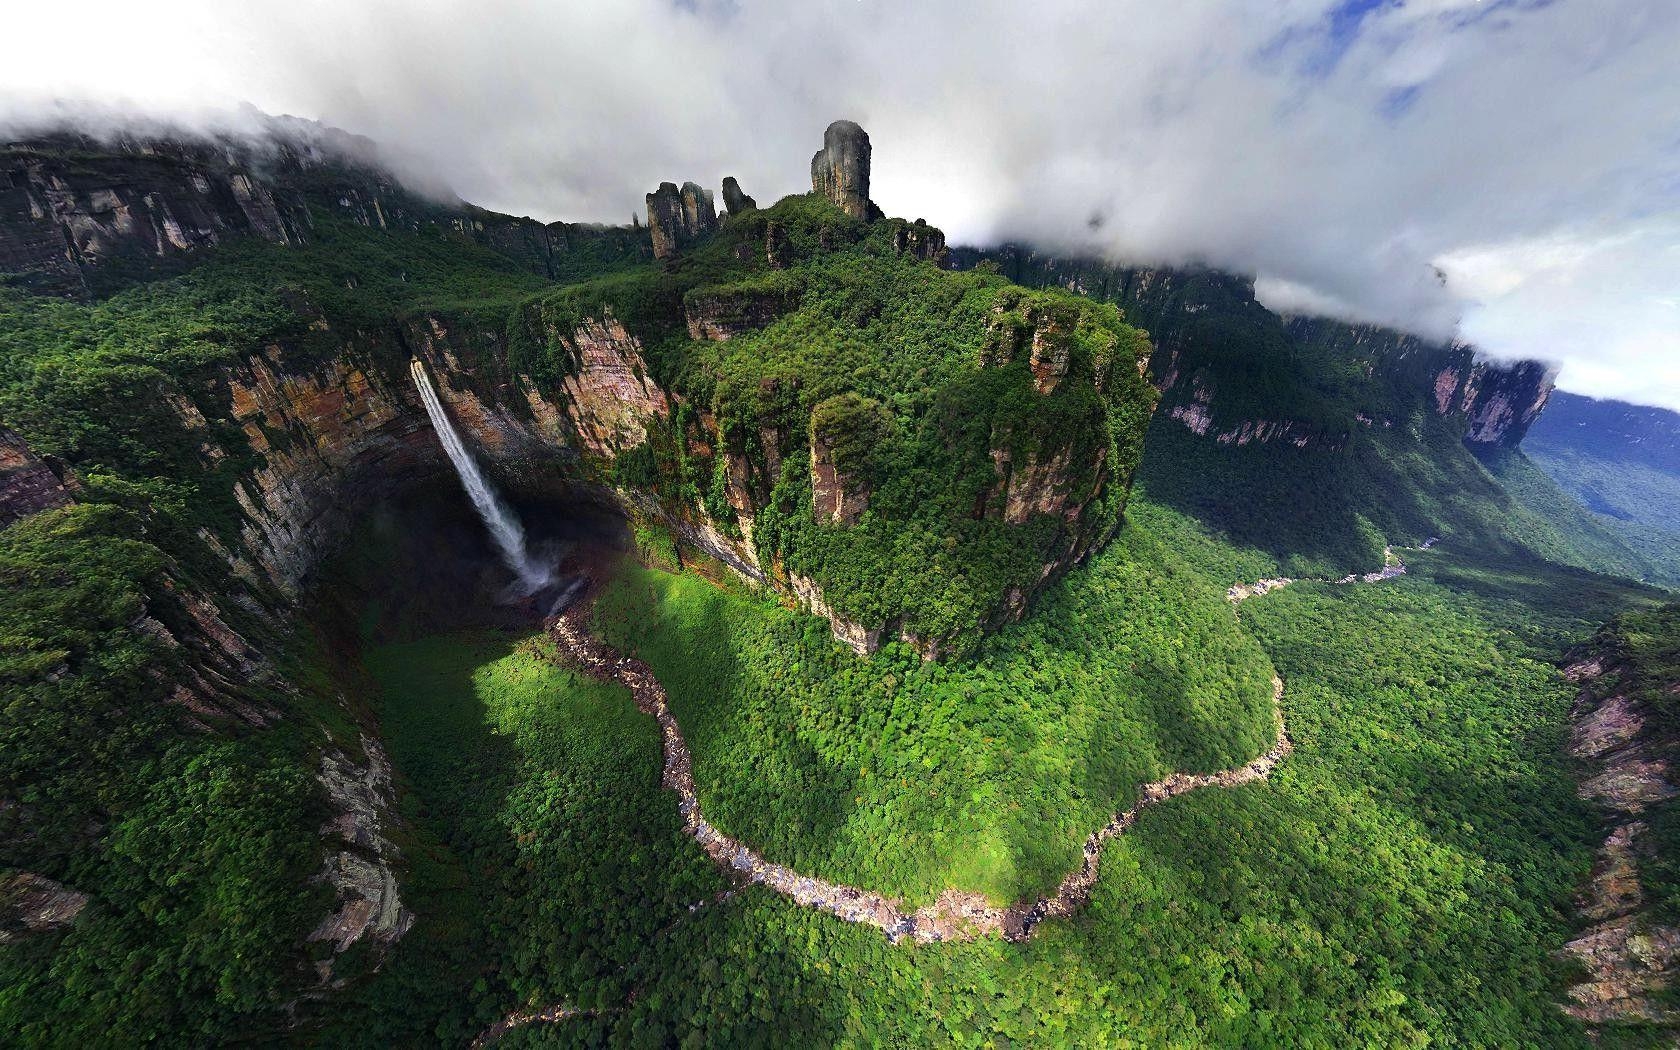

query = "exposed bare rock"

[
  {"left": 308, "top": 738, "right": 412, "bottom": 984},
  {"left": 645, "top": 180, "right": 717, "bottom": 260},
  {"left": 1577, "top": 821, "right": 1648, "bottom": 924},
  {"left": 0, "top": 872, "right": 89, "bottom": 943},
  {"left": 808, "top": 393, "right": 887, "bottom": 527},
  {"left": 1561, "top": 649, "right": 1680, "bottom": 1030},
  {"left": 790, "top": 572, "right": 880, "bottom": 655},
  {"left": 1571, "top": 694, "right": 1647, "bottom": 761},
  {"left": 805, "top": 447, "right": 860, "bottom": 533},
  {"left": 721, "top": 176, "right": 756, "bottom": 215},
  {"left": 1169, "top": 390, "right": 1216, "bottom": 436},
  {"left": 554, "top": 311, "right": 672, "bottom": 457},
  {"left": 809, "top": 444, "right": 867, "bottom": 526},
  {"left": 1563, "top": 657, "right": 1609, "bottom": 682},
  {"left": 982, "top": 295, "right": 1076, "bottom": 394},
  {"left": 684, "top": 286, "right": 794, "bottom": 341},
  {"left": 680, "top": 182, "right": 715, "bottom": 235},
  {"left": 1165, "top": 376, "right": 1341, "bottom": 449},
  {"left": 810, "top": 120, "right": 874, "bottom": 220},
  {"left": 207, "top": 314, "right": 582, "bottom": 592},
  {"left": 889, "top": 218, "right": 947, "bottom": 266},
  {"left": 1581, "top": 759, "right": 1677, "bottom": 812},
  {"left": 1432, "top": 358, "right": 1558, "bottom": 448},
  {"left": 0, "top": 136, "right": 309, "bottom": 297},
  {"left": 1562, "top": 915, "right": 1680, "bottom": 1026},
  {"left": 989, "top": 444, "right": 1083, "bottom": 525},
  {"left": 0, "top": 426, "right": 71, "bottom": 525}
]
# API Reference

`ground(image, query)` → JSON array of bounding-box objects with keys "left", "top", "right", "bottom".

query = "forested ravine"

[
  {"left": 458, "top": 544, "right": 1440, "bottom": 1043},
  {"left": 538, "top": 547, "right": 1422, "bottom": 949},
  {"left": 546, "top": 613, "right": 1291, "bottom": 946}
]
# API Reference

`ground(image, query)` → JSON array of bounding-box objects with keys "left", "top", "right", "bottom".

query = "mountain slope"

[
  {"left": 1522, "top": 391, "right": 1680, "bottom": 585},
  {"left": 954, "top": 245, "right": 1674, "bottom": 585},
  {"left": 0, "top": 120, "right": 1164, "bottom": 1039}
]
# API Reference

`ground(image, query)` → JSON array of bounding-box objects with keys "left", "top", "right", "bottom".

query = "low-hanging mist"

[{"left": 4, "top": 0, "right": 1678, "bottom": 408}]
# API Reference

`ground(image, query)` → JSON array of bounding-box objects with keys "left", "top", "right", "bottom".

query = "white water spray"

[{"left": 410, "top": 359, "right": 553, "bottom": 594}]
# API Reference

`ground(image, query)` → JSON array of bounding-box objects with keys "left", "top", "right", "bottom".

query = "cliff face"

[
  {"left": 1558, "top": 608, "right": 1680, "bottom": 1033},
  {"left": 1286, "top": 319, "right": 1557, "bottom": 449},
  {"left": 959, "top": 245, "right": 1559, "bottom": 452},
  {"left": 1454, "top": 359, "right": 1557, "bottom": 448},
  {"left": 0, "top": 127, "right": 652, "bottom": 296},
  {"left": 180, "top": 306, "right": 692, "bottom": 595},
  {"left": 0, "top": 427, "right": 71, "bottom": 525},
  {"left": 0, "top": 135, "right": 311, "bottom": 297}
]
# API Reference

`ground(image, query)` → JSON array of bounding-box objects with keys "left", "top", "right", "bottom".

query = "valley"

[{"left": 2, "top": 114, "right": 1677, "bottom": 1048}]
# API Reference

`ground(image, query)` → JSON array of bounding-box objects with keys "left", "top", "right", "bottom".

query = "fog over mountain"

[{"left": 4, "top": 0, "right": 1677, "bottom": 408}]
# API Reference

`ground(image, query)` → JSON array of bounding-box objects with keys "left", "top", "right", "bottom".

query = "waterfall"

[{"left": 410, "top": 359, "right": 553, "bottom": 593}]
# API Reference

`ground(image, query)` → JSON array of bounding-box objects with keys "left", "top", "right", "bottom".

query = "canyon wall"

[
  {"left": 0, "top": 427, "right": 71, "bottom": 525},
  {"left": 1558, "top": 618, "right": 1680, "bottom": 1034},
  {"left": 1, "top": 127, "right": 651, "bottom": 297},
  {"left": 960, "top": 245, "right": 1558, "bottom": 451}
]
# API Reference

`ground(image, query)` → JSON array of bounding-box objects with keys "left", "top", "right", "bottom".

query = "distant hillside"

[
  {"left": 1521, "top": 391, "right": 1680, "bottom": 584},
  {"left": 950, "top": 245, "right": 1673, "bottom": 584}
]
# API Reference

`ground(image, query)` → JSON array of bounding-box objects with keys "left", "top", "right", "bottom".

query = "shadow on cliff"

[
  {"left": 298, "top": 629, "right": 526, "bottom": 1044},
  {"left": 1138, "top": 414, "right": 1534, "bottom": 578},
  {"left": 309, "top": 478, "right": 632, "bottom": 645}
]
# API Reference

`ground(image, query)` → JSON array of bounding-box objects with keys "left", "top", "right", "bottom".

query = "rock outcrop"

[
  {"left": 982, "top": 294, "right": 1079, "bottom": 394},
  {"left": 308, "top": 738, "right": 412, "bottom": 985},
  {"left": 811, "top": 120, "right": 875, "bottom": 220},
  {"left": 789, "top": 572, "right": 879, "bottom": 656},
  {"left": 0, "top": 872, "right": 88, "bottom": 943},
  {"left": 807, "top": 393, "right": 887, "bottom": 528},
  {"left": 554, "top": 312, "right": 674, "bottom": 456},
  {"left": 1435, "top": 358, "right": 1557, "bottom": 448},
  {"left": 0, "top": 426, "right": 71, "bottom": 525},
  {"left": 1558, "top": 647, "right": 1680, "bottom": 1031},
  {"left": 721, "top": 176, "right": 756, "bottom": 215},
  {"left": 809, "top": 434, "right": 869, "bottom": 527},
  {"left": 683, "top": 285, "right": 794, "bottom": 341},
  {"left": 646, "top": 180, "right": 718, "bottom": 260},
  {"left": 889, "top": 218, "right": 947, "bottom": 266},
  {"left": 0, "top": 134, "right": 310, "bottom": 297},
  {"left": 1, "top": 126, "right": 652, "bottom": 297}
]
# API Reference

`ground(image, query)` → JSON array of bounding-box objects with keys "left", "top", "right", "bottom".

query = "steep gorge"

[{"left": 0, "top": 118, "right": 1162, "bottom": 1031}]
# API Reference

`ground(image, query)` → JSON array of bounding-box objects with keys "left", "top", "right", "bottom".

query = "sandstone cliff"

[
  {"left": 960, "top": 245, "right": 1560, "bottom": 452},
  {"left": 0, "top": 427, "right": 71, "bottom": 525},
  {"left": 646, "top": 180, "right": 718, "bottom": 260},
  {"left": 1558, "top": 629, "right": 1680, "bottom": 1034},
  {"left": 721, "top": 176, "right": 756, "bottom": 216},
  {"left": 811, "top": 120, "right": 876, "bottom": 221},
  {"left": 1, "top": 125, "right": 652, "bottom": 296}
]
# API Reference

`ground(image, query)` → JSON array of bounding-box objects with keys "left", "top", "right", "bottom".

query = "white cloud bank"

[{"left": 3, "top": 0, "right": 1677, "bottom": 407}]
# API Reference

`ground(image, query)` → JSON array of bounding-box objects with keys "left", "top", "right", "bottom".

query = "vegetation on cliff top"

[
  {"left": 524, "top": 192, "right": 1159, "bottom": 649},
  {"left": 592, "top": 509, "right": 1276, "bottom": 905},
  {"left": 0, "top": 504, "right": 327, "bottom": 1042}
]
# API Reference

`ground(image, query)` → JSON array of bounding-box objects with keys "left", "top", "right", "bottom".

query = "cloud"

[{"left": 2, "top": 0, "right": 1678, "bottom": 407}]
